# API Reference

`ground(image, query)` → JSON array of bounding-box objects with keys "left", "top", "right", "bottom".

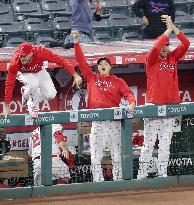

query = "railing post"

[
  {"left": 40, "top": 124, "right": 52, "bottom": 186},
  {"left": 121, "top": 119, "right": 133, "bottom": 180}
]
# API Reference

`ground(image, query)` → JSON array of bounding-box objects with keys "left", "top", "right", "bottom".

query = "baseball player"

[
  {"left": 72, "top": 30, "right": 136, "bottom": 182},
  {"left": 137, "top": 16, "right": 190, "bottom": 179},
  {"left": 28, "top": 124, "right": 71, "bottom": 186},
  {"left": 2, "top": 41, "right": 82, "bottom": 118}
]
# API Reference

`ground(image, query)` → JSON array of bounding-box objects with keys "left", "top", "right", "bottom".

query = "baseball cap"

[
  {"left": 16, "top": 42, "right": 33, "bottom": 57},
  {"left": 97, "top": 56, "right": 111, "bottom": 65}
]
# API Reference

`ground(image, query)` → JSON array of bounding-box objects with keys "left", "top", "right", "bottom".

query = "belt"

[{"left": 34, "top": 155, "right": 59, "bottom": 160}]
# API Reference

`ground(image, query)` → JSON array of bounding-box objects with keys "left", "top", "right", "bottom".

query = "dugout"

[{"left": 0, "top": 39, "right": 194, "bottom": 189}]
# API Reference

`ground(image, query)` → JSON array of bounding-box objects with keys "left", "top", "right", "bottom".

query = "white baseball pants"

[
  {"left": 90, "top": 120, "right": 122, "bottom": 182},
  {"left": 33, "top": 156, "right": 70, "bottom": 186},
  {"left": 137, "top": 117, "right": 176, "bottom": 179},
  {"left": 17, "top": 68, "right": 57, "bottom": 111}
]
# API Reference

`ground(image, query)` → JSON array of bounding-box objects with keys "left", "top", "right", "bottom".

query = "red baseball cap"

[
  {"left": 97, "top": 56, "right": 111, "bottom": 65},
  {"left": 16, "top": 42, "right": 33, "bottom": 57}
]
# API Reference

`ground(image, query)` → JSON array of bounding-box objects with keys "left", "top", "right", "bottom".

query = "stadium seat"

[
  {"left": 187, "top": 0, "right": 194, "bottom": 14},
  {"left": 174, "top": 15, "right": 194, "bottom": 29},
  {"left": 175, "top": 10, "right": 189, "bottom": 17},
  {"left": 129, "top": 17, "right": 141, "bottom": 33},
  {"left": 52, "top": 16, "right": 71, "bottom": 40},
  {"left": 122, "top": 31, "right": 140, "bottom": 41},
  {"left": 181, "top": 28, "right": 194, "bottom": 37},
  {"left": 92, "top": 18, "right": 111, "bottom": 37},
  {"left": 0, "top": 21, "right": 24, "bottom": 45},
  {"left": 101, "top": 0, "right": 130, "bottom": 16},
  {"left": 35, "top": 36, "right": 56, "bottom": 46},
  {"left": 6, "top": 37, "right": 25, "bottom": 47},
  {"left": 0, "top": 2, "right": 15, "bottom": 23},
  {"left": 93, "top": 33, "right": 112, "bottom": 43},
  {"left": 41, "top": 0, "right": 67, "bottom": 19},
  {"left": 23, "top": 17, "right": 53, "bottom": 42},
  {"left": 175, "top": 0, "right": 188, "bottom": 12},
  {"left": 109, "top": 14, "right": 131, "bottom": 40},
  {"left": 12, "top": 0, "right": 47, "bottom": 21}
]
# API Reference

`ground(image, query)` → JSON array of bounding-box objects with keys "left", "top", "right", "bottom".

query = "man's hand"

[
  {"left": 62, "top": 148, "right": 70, "bottom": 159},
  {"left": 162, "top": 15, "right": 180, "bottom": 36},
  {"left": 1, "top": 104, "right": 11, "bottom": 117},
  {"left": 161, "top": 15, "right": 173, "bottom": 31},
  {"left": 129, "top": 102, "right": 135, "bottom": 114},
  {"left": 72, "top": 73, "right": 82, "bottom": 89},
  {"left": 142, "top": 16, "right": 149, "bottom": 29},
  {"left": 71, "top": 30, "right": 79, "bottom": 43}
]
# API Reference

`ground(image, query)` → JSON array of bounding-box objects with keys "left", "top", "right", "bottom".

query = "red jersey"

[
  {"left": 74, "top": 43, "right": 136, "bottom": 109},
  {"left": 146, "top": 32, "right": 190, "bottom": 105},
  {"left": 5, "top": 45, "right": 76, "bottom": 104}
]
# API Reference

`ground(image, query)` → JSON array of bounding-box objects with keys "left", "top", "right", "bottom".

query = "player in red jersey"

[
  {"left": 137, "top": 15, "right": 190, "bottom": 179},
  {"left": 72, "top": 30, "right": 136, "bottom": 182},
  {"left": 2, "top": 42, "right": 82, "bottom": 118}
]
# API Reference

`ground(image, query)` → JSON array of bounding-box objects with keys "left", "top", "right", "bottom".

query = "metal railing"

[{"left": 1, "top": 102, "right": 194, "bottom": 199}]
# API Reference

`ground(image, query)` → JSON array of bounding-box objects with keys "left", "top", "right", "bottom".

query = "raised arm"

[
  {"left": 147, "top": 16, "right": 173, "bottom": 66},
  {"left": 162, "top": 15, "right": 190, "bottom": 60},
  {"left": 72, "top": 30, "right": 93, "bottom": 80},
  {"left": 38, "top": 46, "right": 82, "bottom": 88}
]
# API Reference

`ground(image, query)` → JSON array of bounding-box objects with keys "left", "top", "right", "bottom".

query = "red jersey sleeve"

[
  {"left": 5, "top": 59, "right": 20, "bottom": 104},
  {"left": 171, "top": 32, "right": 190, "bottom": 61},
  {"left": 74, "top": 42, "right": 93, "bottom": 80},
  {"left": 119, "top": 79, "right": 136, "bottom": 105},
  {"left": 39, "top": 46, "right": 76, "bottom": 75}
]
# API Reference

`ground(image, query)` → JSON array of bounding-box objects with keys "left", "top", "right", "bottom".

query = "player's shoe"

[{"left": 21, "top": 86, "right": 28, "bottom": 108}]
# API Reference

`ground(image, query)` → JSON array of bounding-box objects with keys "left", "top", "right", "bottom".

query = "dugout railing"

[{"left": 1, "top": 103, "right": 194, "bottom": 199}]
